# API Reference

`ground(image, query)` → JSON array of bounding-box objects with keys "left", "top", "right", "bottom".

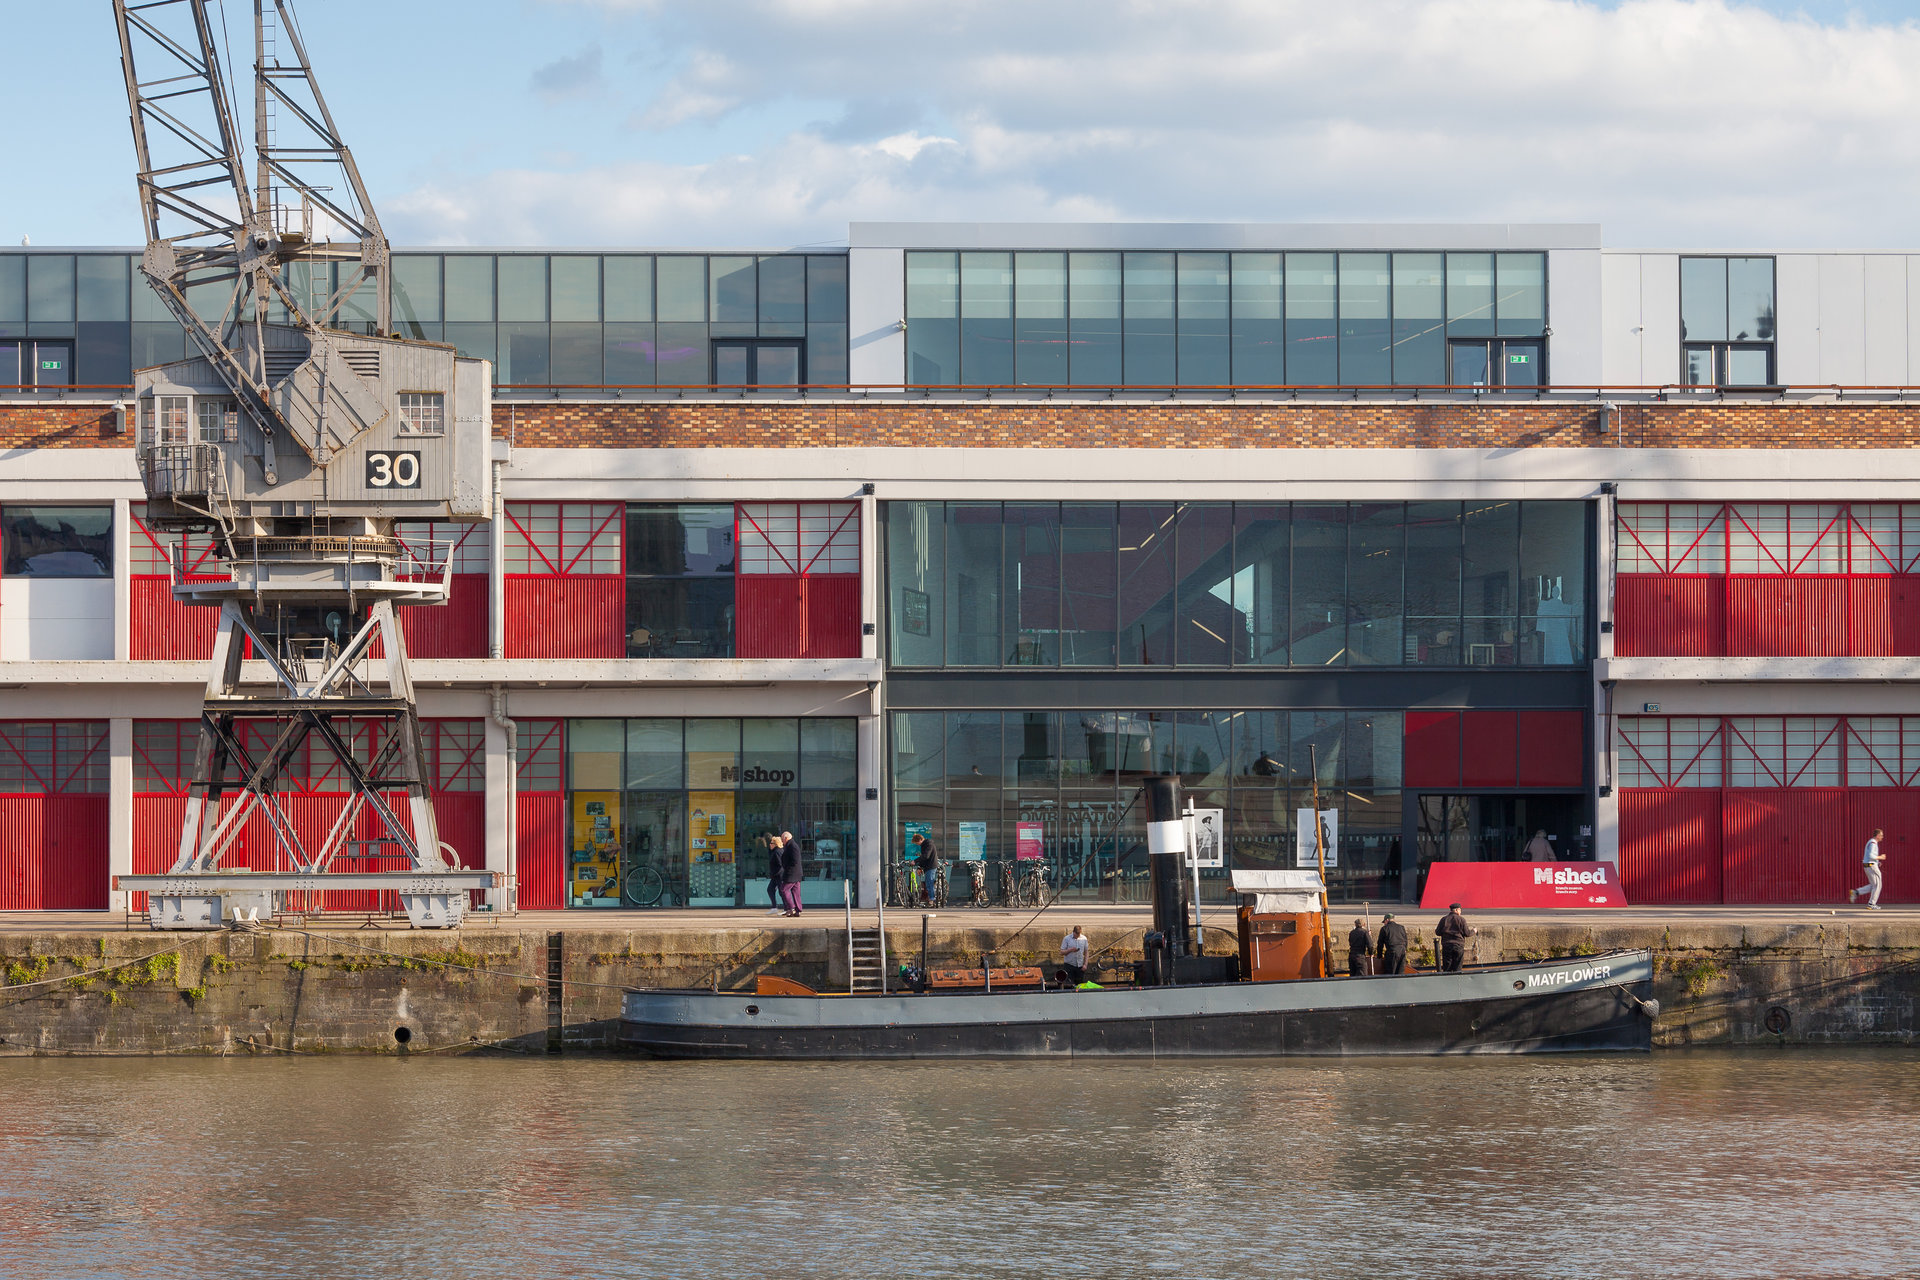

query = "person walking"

[
  {"left": 1850, "top": 828, "right": 1888, "bottom": 909},
  {"left": 1375, "top": 913, "right": 1409, "bottom": 975},
  {"left": 1347, "top": 918, "right": 1373, "bottom": 976},
  {"left": 778, "top": 830, "right": 806, "bottom": 917},
  {"left": 1435, "top": 903, "right": 1476, "bottom": 972},
  {"left": 760, "top": 832, "right": 784, "bottom": 916},
  {"left": 1526, "top": 829, "right": 1555, "bottom": 862},
  {"left": 1060, "top": 925, "right": 1091, "bottom": 986}
]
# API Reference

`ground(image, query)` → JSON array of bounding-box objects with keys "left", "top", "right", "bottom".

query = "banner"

[
  {"left": 958, "top": 821, "right": 987, "bottom": 862},
  {"left": 1294, "top": 808, "right": 1339, "bottom": 868},
  {"left": 1420, "top": 861, "right": 1628, "bottom": 909},
  {"left": 1014, "top": 821, "right": 1043, "bottom": 861},
  {"left": 1184, "top": 809, "right": 1224, "bottom": 868}
]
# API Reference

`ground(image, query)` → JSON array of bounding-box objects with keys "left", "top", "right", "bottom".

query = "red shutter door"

[
  {"left": 400, "top": 574, "right": 489, "bottom": 659},
  {"left": 801, "top": 574, "right": 861, "bottom": 659},
  {"left": 504, "top": 576, "right": 624, "bottom": 658},
  {"left": 736, "top": 575, "right": 803, "bottom": 658},
  {"left": 0, "top": 797, "right": 46, "bottom": 910},
  {"left": 1515, "top": 710, "right": 1584, "bottom": 787},
  {"left": 515, "top": 792, "right": 565, "bottom": 909},
  {"left": 131, "top": 577, "right": 223, "bottom": 660},
  {"left": 1614, "top": 575, "right": 1725, "bottom": 657},
  {"left": 1723, "top": 789, "right": 1846, "bottom": 903},
  {"left": 1460, "top": 711, "right": 1518, "bottom": 787},
  {"left": 130, "top": 793, "right": 189, "bottom": 913},
  {"left": 1890, "top": 579, "right": 1920, "bottom": 656},
  {"left": 1845, "top": 791, "right": 1919, "bottom": 905},
  {"left": 1845, "top": 577, "right": 1893, "bottom": 656},
  {"left": 1403, "top": 712, "right": 1461, "bottom": 788},
  {"left": 1618, "top": 789, "right": 1722, "bottom": 904}
]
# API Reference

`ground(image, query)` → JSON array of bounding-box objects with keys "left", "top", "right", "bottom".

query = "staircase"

[{"left": 849, "top": 928, "right": 887, "bottom": 993}]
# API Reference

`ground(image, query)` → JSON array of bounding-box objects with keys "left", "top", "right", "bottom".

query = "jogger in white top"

[{"left": 1850, "top": 829, "right": 1886, "bottom": 908}]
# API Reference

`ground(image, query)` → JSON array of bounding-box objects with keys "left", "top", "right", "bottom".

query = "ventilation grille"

[
  {"left": 340, "top": 349, "right": 380, "bottom": 380},
  {"left": 263, "top": 349, "right": 304, "bottom": 382}
]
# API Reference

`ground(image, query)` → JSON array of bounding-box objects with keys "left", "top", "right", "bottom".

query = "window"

[
  {"left": 1618, "top": 503, "right": 1920, "bottom": 576},
  {"left": 1681, "top": 257, "right": 1775, "bottom": 387},
  {"left": 197, "top": 398, "right": 236, "bottom": 443},
  {"left": 712, "top": 340, "right": 803, "bottom": 387},
  {"left": 626, "top": 504, "right": 735, "bottom": 658},
  {"left": 738, "top": 502, "right": 858, "bottom": 575},
  {"left": 0, "top": 721, "right": 109, "bottom": 794},
  {"left": 398, "top": 391, "right": 445, "bottom": 437},
  {"left": 504, "top": 503, "right": 622, "bottom": 575},
  {"left": 1, "top": 506, "right": 112, "bottom": 578},
  {"left": 139, "top": 395, "right": 190, "bottom": 447}
]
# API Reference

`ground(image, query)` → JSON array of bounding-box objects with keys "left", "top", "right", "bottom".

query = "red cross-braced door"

[
  {"left": 392, "top": 520, "right": 491, "bottom": 658},
  {"left": 129, "top": 504, "right": 229, "bottom": 660},
  {"left": 734, "top": 501, "right": 861, "bottom": 658},
  {"left": 0, "top": 721, "right": 109, "bottom": 909},
  {"left": 514, "top": 719, "right": 565, "bottom": 909},
  {"left": 1615, "top": 503, "right": 1920, "bottom": 657},
  {"left": 131, "top": 718, "right": 488, "bottom": 915},
  {"left": 503, "top": 503, "right": 624, "bottom": 658},
  {"left": 1617, "top": 714, "right": 1919, "bottom": 905}
]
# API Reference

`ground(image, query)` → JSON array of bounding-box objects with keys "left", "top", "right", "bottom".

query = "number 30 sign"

[{"left": 365, "top": 451, "right": 421, "bottom": 488}]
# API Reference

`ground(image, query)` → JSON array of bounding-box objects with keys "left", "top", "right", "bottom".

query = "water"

[{"left": 0, "top": 1050, "right": 1914, "bottom": 1279}]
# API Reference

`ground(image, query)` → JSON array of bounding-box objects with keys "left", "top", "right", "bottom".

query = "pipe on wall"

[{"left": 489, "top": 682, "right": 517, "bottom": 912}]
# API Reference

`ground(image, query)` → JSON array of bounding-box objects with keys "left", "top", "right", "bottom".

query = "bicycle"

[
  {"left": 962, "top": 859, "right": 989, "bottom": 908},
  {"left": 620, "top": 860, "right": 666, "bottom": 908},
  {"left": 926, "top": 862, "right": 949, "bottom": 908},
  {"left": 1012, "top": 860, "right": 1049, "bottom": 908},
  {"left": 997, "top": 860, "right": 1018, "bottom": 906}
]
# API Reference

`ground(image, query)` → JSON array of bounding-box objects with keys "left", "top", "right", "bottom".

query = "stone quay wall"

[{"left": 0, "top": 918, "right": 1913, "bottom": 1055}]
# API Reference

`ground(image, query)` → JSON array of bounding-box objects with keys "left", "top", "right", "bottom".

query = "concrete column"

[
  {"left": 860, "top": 492, "right": 878, "bottom": 662},
  {"left": 857, "top": 702, "right": 881, "bottom": 909},
  {"left": 108, "top": 717, "right": 133, "bottom": 912},
  {"left": 484, "top": 706, "right": 514, "bottom": 911},
  {"left": 1593, "top": 488, "right": 1619, "bottom": 865},
  {"left": 112, "top": 497, "right": 131, "bottom": 662}
]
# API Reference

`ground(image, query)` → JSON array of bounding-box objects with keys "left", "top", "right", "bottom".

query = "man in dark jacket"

[
  {"left": 1347, "top": 919, "right": 1372, "bottom": 976},
  {"left": 912, "top": 832, "right": 940, "bottom": 906},
  {"left": 1375, "top": 913, "right": 1409, "bottom": 974},
  {"left": 778, "top": 830, "right": 806, "bottom": 916},
  {"left": 1435, "top": 903, "right": 1475, "bottom": 972}
]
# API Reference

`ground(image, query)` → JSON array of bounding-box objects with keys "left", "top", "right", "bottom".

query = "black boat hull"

[{"left": 621, "top": 951, "right": 1656, "bottom": 1059}]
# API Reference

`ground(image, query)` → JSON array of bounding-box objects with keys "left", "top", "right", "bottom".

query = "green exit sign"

[
  {"left": 1508, "top": 353, "right": 1530, "bottom": 364},
  {"left": 41, "top": 359, "right": 63, "bottom": 370}
]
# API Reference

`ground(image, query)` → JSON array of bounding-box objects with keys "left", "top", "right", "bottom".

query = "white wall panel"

[
  {"left": 1636, "top": 254, "right": 1680, "bottom": 385},
  {"left": 1862, "top": 256, "right": 1909, "bottom": 386},
  {"left": 1546, "top": 248, "right": 1601, "bottom": 384},
  {"left": 1817, "top": 255, "right": 1867, "bottom": 385},
  {"left": 0, "top": 579, "right": 114, "bottom": 659},
  {"left": 847, "top": 247, "right": 905, "bottom": 387},
  {"left": 1773, "top": 254, "right": 1821, "bottom": 385},
  {"left": 1599, "top": 252, "right": 1644, "bottom": 385},
  {"left": 1909, "top": 256, "right": 1920, "bottom": 386}
]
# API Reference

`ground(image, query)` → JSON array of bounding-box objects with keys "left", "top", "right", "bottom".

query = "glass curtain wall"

[
  {"left": 890, "top": 709, "right": 1404, "bottom": 901},
  {"left": 885, "top": 500, "right": 1587, "bottom": 668},
  {"left": 565, "top": 717, "right": 858, "bottom": 908},
  {"left": 903, "top": 250, "right": 1548, "bottom": 386}
]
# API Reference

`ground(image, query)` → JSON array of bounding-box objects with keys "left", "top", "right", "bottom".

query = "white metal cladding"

[{"left": 503, "top": 502, "right": 621, "bottom": 574}]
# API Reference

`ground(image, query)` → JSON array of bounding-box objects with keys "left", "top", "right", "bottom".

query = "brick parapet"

[{"left": 5, "top": 398, "right": 1919, "bottom": 451}]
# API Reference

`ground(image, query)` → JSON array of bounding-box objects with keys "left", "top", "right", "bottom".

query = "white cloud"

[{"left": 398, "top": 0, "right": 1920, "bottom": 246}]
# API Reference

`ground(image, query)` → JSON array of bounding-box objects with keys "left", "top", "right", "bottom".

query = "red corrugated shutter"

[
  {"left": 1403, "top": 711, "right": 1461, "bottom": 788},
  {"left": 1847, "top": 791, "right": 1918, "bottom": 904},
  {"left": 1728, "top": 578, "right": 1850, "bottom": 657},
  {"left": 1516, "top": 710, "right": 1584, "bottom": 787},
  {"left": 130, "top": 793, "right": 189, "bottom": 912},
  {"left": 515, "top": 793, "right": 564, "bottom": 910},
  {"left": 736, "top": 575, "right": 803, "bottom": 658},
  {"left": 130, "top": 577, "right": 225, "bottom": 660},
  {"left": 1846, "top": 577, "right": 1894, "bottom": 657},
  {"left": 1619, "top": 789, "right": 1722, "bottom": 904},
  {"left": 1461, "top": 711, "right": 1518, "bottom": 787},
  {"left": 398, "top": 574, "right": 489, "bottom": 659},
  {"left": 801, "top": 574, "right": 862, "bottom": 659},
  {"left": 0, "top": 796, "right": 108, "bottom": 910},
  {"left": 0, "top": 797, "right": 46, "bottom": 909},
  {"left": 1614, "top": 574, "right": 1725, "bottom": 657},
  {"left": 1722, "top": 789, "right": 1847, "bottom": 903},
  {"left": 503, "top": 576, "right": 624, "bottom": 658}
]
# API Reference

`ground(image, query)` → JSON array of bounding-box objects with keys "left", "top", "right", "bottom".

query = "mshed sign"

[{"left": 1420, "top": 861, "right": 1629, "bottom": 909}]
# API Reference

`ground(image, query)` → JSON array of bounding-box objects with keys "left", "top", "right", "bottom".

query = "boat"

[{"left": 620, "top": 779, "right": 1658, "bottom": 1059}]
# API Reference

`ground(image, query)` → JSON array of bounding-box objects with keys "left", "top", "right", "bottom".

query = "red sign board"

[{"left": 1420, "top": 861, "right": 1629, "bottom": 909}]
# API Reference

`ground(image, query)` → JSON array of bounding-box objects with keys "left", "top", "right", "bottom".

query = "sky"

[{"left": 4, "top": 0, "right": 1920, "bottom": 250}]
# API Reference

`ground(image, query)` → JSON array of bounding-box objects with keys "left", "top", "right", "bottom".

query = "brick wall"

[{"left": 7, "top": 398, "right": 1920, "bottom": 451}]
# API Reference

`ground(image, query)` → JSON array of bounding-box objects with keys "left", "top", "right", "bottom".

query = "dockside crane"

[{"left": 111, "top": 0, "right": 498, "bottom": 927}]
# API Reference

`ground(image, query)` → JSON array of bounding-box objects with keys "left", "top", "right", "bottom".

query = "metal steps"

[{"left": 849, "top": 928, "right": 887, "bottom": 993}]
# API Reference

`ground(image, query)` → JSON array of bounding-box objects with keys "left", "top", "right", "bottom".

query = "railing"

[{"left": 139, "top": 442, "right": 221, "bottom": 499}]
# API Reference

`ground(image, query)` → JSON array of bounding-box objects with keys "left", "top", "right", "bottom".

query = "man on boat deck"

[
  {"left": 1060, "top": 926, "right": 1090, "bottom": 985},
  {"left": 1375, "top": 913, "right": 1408, "bottom": 974},
  {"left": 1347, "top": 919, "right": 1372, "bottom": 976},
  {"left": 1436, "top": 903, "right": 1476, "bottom": 972}
]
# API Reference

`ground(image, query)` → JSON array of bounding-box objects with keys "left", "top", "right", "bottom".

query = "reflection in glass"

[
  {"left": 444, "top": 256, "right": 493, "bottom": 321},
  {"left": 886, "top": 501, "right": 944, "bottom": 666},
  {"left": 655, "top": 322, "right": 708, "bottom": 385},
  {"left": 391, "top": 255, "right": 441, "bottom": 335},
  {"left": 1123, "top": 252, "right": 1176, "bottom": 385},
  {"left": 1061, "top": 502, "right": 1117, "bottom": 665},
  {"left": 627, "top": 504, "right": 735, "bottom": 657},
  {"left": 549, "top": 322, "right": 601, "bottom": 385},
  {"left": 801, "top": 718, "right": 858, "bottom": 789},
  {"left": 960, "top": 252, "right": 1014, "bottom": 385},
  {"left": 496, "top": 256, "right": 547, "bottom": 323},
  {"left": 1117, "top": 503, "right": 1175, "bottom": 665},
  {"left": 758, "top": 255, "right": 805, "bottom": 332},
  {"left": 1445, "top": 252, "right": 1494, "bottom": 336},
  {"left": 710, "top": 256, "right": 756, "bottom": 329},
  {"left": 1391, "top": 253, "right": 1445, "bottom": 384},
  {"left": 1680, "top": 257, "right": 1727, "bottom": 342},
  {"left": 625, "top": 719, "right": 684, "bottom": 788},
  {"left": 1005, "top": 503, "right": 1061, "bottom": 665},
  {"left": 1338, "top": 253, "right": 1391, "bottom": 385},
  {"left": 1520, "top": 500, "right": 1586, "bottom": 665},
  {"left": 1463, "top": 500, "right": 1519, "bottom": 665},
  {"left": 1346, "top": 503, "right": 1404, "bottom": 665},
  {"left": 550, "top": 256, "right": 600, "bottom": 323},
  {"left": 1231, "top": 253, "right": 1283, "bottom": 384},
  {"left": 1727, "top": 257, "right": 1774, "bottom": 341},
  {"left": 1174, "top": 503, "right": 1233, "bottom": 665},
  {"left": 1290, "top": 505, "right": 1346, "bottom": 665},
  {"left": 1495, "top": 253, "right": 1546, "bottom": 336},
  {"left": 947, "top": 711, "right": 1003, "bottom": 789},
  {"left": 1015, "top": 252, "right": 1067, "bottom": 385},
  {"left": 1232, "top": 504, "right": 1288, "bottom": 664},
  {"left": 1450, "top": 341, "right": 1491, "bottom": 386},
  {"left": 75, "top": 256, "right": 130, "bottom": 322},
  {"left": 1176, "top": 253, "right": 1229, "bottom": 385},
  {"left": 604, "top": 322, "right": 656, "bottom": 385},
  {"left": 905, "top": 252, "right": 959, "bottom": 384},
  {"left": 26, "top": 255, "right": 74, "bottom": 323},
  {"left": 1726, "top": 345, "right": 1772, "bottom": 386},
  {"left": 1285, "top": 253, "right": 1336, "bottom": 384},
  {"left": 1405, "top": 501, "right": 1462, "bottom": 665},
  {"left": 604, "top": 256, "right": 654, "bottom": 322},
  {"left": 656, "top": 257, "right": 708, "bottom": 323},
  {"left": 1069, "top": 253, "right": 1122, "bottom": 385},
  {"left": 946, "top": 503, "right": 1002, "bottom": 666}
]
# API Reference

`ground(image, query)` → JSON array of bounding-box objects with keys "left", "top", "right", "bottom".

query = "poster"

[
  {"left": 904, "top": 820, "right": 931, "bottom": 856},
  {"left": 1015, "top": 821, "right": 1043, "bottom": 862},
  {"left": 570, "top": 791, "right": 622, "bottom": 906},
  {"left": 958, "top": 821, "right": 987, "bottom": 863},
  {"left": 1294, "top": 807, "right": 1340, "bottom": 869},
  {"left": 902, "top": 589, "right": 931, "bottom": 636},
  {"left": 686, "top": 792, "right": 738, "bottom": 905},
  {"left": 1184, "top": 808, "right": 1224, "bottom": 868}
]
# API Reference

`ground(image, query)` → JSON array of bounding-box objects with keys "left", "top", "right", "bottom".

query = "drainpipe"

[{"left": 490, "top": 683, "right": 517, "bottom": 913}]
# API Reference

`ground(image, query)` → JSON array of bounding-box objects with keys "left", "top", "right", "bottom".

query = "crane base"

[{"left": 120, "top": 872, "right": 498, "bottom": 930}]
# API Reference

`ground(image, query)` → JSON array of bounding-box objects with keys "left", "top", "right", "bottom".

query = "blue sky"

[{"left": 5, "top": 0, "right": 1920, "bottom": 249}]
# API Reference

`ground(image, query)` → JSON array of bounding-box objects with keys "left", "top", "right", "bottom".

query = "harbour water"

[{"left": 1, "top": 1050, "right": 1914, "bottom": 1279}]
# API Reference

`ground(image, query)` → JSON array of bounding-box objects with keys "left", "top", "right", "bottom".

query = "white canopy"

[{"left": 1231, "top": 869, "right": 1325, "bottom": 916}]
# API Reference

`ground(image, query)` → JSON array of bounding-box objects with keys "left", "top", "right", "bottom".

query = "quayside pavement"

[{"left": 0, "top": 904, "right": 1914, "bottom": 1055}]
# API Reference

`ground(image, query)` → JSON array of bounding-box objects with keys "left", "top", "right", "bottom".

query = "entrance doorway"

[
  {"left": 1449, "top": 338, "right": 1544, "bottom": 388},
  {"left": 1414, "top": 793, "right": 1587, "bottom": 899},
  {"left": 712, "top": 340, "right": 804, "bottom": 387}
]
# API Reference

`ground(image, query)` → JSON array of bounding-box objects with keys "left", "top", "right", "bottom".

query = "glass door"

[
  {"left": 31, "top": 340, "right": 71, "bottom": 388},
  {"left": 712, "top": 339, "right": 805, "bottom": 386}
]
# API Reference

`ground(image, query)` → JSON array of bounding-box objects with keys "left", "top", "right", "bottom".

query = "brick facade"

[{"left": 6, "top": 398, "right": 1920, "bottom": 451}]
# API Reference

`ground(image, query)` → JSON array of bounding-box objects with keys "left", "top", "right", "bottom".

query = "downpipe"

[{"left": 490, "top": 683, "right": 517, "bottom": 913}]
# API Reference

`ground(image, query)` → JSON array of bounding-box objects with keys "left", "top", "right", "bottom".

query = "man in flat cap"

[
  {"left": 1375, "top": 912, "right": 1409, "bottom": 975},
  {"left": 1347, "top": 918, "right": 1373, "bottom": 976},
  {"left": 1435, "top": 903, "right": 1476, "bottom": 973}
]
